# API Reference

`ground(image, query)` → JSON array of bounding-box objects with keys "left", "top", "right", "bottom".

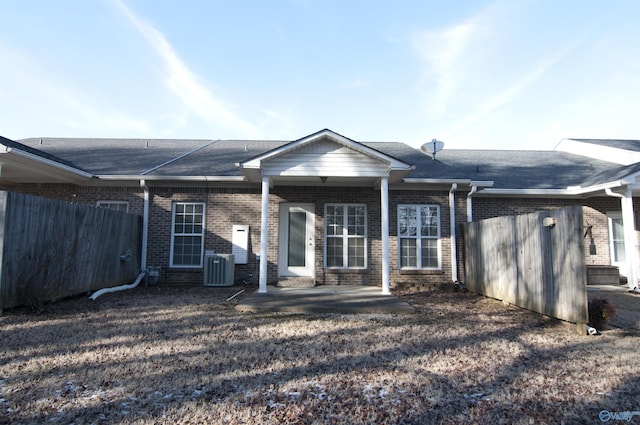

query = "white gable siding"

[{"left": 261, "top": 139, "right": 390, "bottom": 177}]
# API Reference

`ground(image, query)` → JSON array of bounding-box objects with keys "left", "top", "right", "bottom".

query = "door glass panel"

[
  {"left": 612, "top": 218, "right": 625, "bottom": 263},
  {"left": 288, "top": 211, "right": 306, "bottom": 267}
]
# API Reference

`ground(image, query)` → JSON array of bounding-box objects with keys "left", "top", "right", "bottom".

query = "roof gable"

[{"left": 239, "top": 129, "right": 413, "bottom": 182}]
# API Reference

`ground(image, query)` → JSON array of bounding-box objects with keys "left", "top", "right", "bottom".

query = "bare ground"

[{"left": 1, "top": 285, "right": 639, "bottom": 425}]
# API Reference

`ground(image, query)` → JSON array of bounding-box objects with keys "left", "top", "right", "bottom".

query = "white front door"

[{"left": 278, "top": 203, "right": 315, "bottom": 277}]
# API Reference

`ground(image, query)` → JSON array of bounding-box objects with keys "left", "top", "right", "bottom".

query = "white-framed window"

[
  {"left": 608, "top": 212, "right": 626, "bottom": 266},
  {"left": 170, "top": 202, "right": 205, "bottom": 268},
  {"left": 398, "top": 204, "right": 441, "bottom": 269},
  {"left": 325, "top": 204, "right": 367, "bottom": 269},
  {"left": 97, "top": 201, "right": 129, "bottom": 212}
]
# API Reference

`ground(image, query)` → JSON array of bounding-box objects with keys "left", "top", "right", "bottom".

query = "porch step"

[{"left": 277, "top": 277, "right": 316, "bottom": 288}]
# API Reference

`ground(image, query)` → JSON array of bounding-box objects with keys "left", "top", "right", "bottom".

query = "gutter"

[
  {"left": 403, "top": 178, "right": 472, "bottom": 185},
  {"left": 465, "top": 181, "right": 493, "bottom": 222},
  {"left": 476, "top": 188, "right": 582, "bottom": 197},
  {"left": 97, "top": 175, "right": 247, "bottom": 182}
]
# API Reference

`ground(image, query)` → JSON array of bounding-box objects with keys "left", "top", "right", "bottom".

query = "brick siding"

[{"left": 3, "top": 182, "right": 637, "bottom": 289}]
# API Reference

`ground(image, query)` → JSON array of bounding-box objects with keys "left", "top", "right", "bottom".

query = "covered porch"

[{"left": 238, "top": 129, "right": 414, "bottom": 295}]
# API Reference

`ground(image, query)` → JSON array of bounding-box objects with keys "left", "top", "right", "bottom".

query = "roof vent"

[{"left": 421, "top": 139, "right": 444, "bottom": 160}]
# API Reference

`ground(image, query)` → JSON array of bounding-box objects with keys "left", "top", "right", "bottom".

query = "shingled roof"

[{"left": 11, "top": 134, "right": 635, "bottom": 191}]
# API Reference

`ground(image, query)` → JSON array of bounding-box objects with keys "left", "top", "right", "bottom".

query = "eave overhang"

[{"left": 0, "top": 145, "right": 95, "bottom": 184}]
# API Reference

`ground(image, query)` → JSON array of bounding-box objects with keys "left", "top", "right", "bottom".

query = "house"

[{"left": 1, "top": 129, "right": 638, "bottom": 292}]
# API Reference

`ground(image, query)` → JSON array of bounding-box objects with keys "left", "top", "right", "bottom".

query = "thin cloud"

[
  {"left": 453, "top": 48, "right": 570, "bottom": 132},
  {"left": 0, "top": 42, "right": 152, "bottom": 137},
  {"left": 412, "top": 21, "right": 476, "bottom": 117},
  {"left": 112, "top": 0, "right": 258, "bottom": 138}
]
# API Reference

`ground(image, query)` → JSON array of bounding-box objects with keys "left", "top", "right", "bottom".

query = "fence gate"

[{"left": 464, "top": 206, "right": 588, "bottom": 326}]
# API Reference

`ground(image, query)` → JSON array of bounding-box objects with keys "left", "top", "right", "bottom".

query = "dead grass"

[{"left": 1, "top": 285, "right": 639, "bottom": 424}]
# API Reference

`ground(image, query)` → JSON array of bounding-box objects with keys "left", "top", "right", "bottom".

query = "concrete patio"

[{"left": 235, "top": 285, "right": 416, "bottom": 314}]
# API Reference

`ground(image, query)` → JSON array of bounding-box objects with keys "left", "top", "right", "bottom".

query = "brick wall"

[
  {"left": 472, "top": 196, "right": 638, "bottom": 271},
  {"left": 143, "top": 185, "right": 460, "bottom": 288},
  {"left": 4, "top": 182, "right": 637, "bottom": 289}
]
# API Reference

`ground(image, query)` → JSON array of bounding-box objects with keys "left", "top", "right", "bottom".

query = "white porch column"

[
  {"left": 381, "top": 177, "right": 391, "bottom": 295},
  {"left": 259, "top": 176, "right": 270, "bottom": 293},
  {"left": 621, "top": 189, "right": 639, "bottom": 289}
]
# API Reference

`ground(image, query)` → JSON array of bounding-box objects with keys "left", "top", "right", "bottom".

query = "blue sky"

[{"left": 1, "top": 0, "right": 639, "bottom": 150}]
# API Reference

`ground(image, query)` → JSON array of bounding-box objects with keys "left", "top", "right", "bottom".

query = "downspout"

[
  {"left": 89, "top": 179, "right": 150, "bottom": 300},
  {"left": 605, "top": 188, "right": 639, "bottom": 290},
  {"left": 140, "top": 179, "right": 149, "bottom": 272},
  {"left": 449, "top": 183, "right": 458, "bottom": 284},
  {"left": 466, "top": 185, "right": 478, "bottom": 223}
]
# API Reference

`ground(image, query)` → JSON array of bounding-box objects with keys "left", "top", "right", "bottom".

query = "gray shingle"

[
  {"left": 18, "top": 138, "right": 212, "bottom": 175},
  {"left": 11, "top": 136, "right": 633, "bottom": 190}
]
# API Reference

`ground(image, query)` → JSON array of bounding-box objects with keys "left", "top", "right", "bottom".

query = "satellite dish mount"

[{"left": 421, "top": 139, "right": 445, "bottom": 160}]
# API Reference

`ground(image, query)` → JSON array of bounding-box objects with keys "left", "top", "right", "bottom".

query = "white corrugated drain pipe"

[{"left": 90, "top": 271, "right": 147, "bottom": 300}]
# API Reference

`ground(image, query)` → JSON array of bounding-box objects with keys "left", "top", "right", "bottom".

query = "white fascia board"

[
  {"left": 240, "top": 129, "right": 412, "bottom": 171},
  {"left": 476, "top": 188, "right": 578, "bottom": 197},
  {"left": 469, "top": 180, "right": 494, "bottom": 187},
  {"left": 403, "top": 178, "right": 495, "bottom": 188},
  {"left": 4, "top": 147, "right": 94, "bottom": 181},
  {"left": 97, "top": 175, "right": 247, "bottom": 182},
  {"left": 403, "top": 178, "right": 471, "bottom": 185},
  {"left": 566, "top": 181, "right": 624, "bottom": 194}
]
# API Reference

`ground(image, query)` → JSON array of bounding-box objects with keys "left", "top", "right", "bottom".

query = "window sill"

[
  {"left": 324, "top": 268, "right": 368, "bottom": 274},
  {"left": 398, "top": 269, "right": 444, "bottom": 275}
]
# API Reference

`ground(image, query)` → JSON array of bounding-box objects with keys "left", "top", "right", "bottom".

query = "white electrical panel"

[{"left": 231, "top": 225, "right": 249, "bottom": 264}]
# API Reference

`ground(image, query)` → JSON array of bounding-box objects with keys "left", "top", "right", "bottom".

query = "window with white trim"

[
  {"left": 398, "top": 205, "right": 441, "bottom": 269},
  {"left": 325, "top": 204, "right": 367, "bottom": 268},
  {"left": 170, "top": 202, "right": 205, "bottom": 268},
  {"left": 608, "top": 212, "right": 626, "bottom": 265},
  {"left": 97, "top": 201, "right": 129, "bottom": 212}
]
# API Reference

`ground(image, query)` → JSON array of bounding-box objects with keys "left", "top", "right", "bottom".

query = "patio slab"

[{"left": 235, "top": 285, "right": 416, "bottom": 314}]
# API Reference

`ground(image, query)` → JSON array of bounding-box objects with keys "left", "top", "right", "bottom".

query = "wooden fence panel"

[
  {"left": 0, "top": 191, "right": 141, "bottom": 310},
  {"left": 464, "top": 206, "right": 588, "bottom": 325}
]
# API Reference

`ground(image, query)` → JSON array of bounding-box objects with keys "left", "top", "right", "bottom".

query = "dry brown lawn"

[{"left": 1, "top": 285, "right": 639, "bottom": 425}]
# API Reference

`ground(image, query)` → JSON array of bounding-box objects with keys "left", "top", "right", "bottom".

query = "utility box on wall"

[{"left": 232, "top": 225, "right": 249, "bottom": 264}]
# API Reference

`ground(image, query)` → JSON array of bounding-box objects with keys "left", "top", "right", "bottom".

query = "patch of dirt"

[{"left": 1, "top": 285, "right": 638, "bottom": 424}]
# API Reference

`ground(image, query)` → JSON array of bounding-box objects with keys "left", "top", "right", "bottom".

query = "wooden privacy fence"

[
  {"left": 464, "top": 206, "right": 588, "bottom": 326},
  {"left": 0, "top": 191, "right": 141, "bottom": 310}
]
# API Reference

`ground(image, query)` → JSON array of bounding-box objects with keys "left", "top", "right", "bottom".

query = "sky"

[{"left": 1, "top": 0, "right": 639, "bottom": 151}]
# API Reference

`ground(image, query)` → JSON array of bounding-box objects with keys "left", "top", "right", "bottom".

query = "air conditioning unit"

[{"left": 204, "top": 254, "right": 235, "bottom": 286}]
